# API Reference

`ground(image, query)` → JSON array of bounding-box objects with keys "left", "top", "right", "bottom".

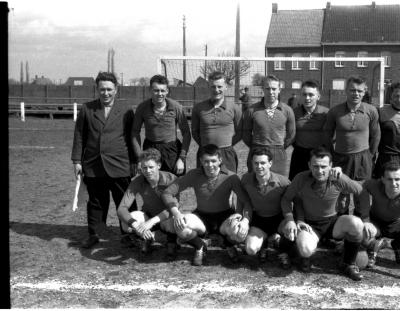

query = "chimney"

[
  {"left": 372, "top": 1, "right": 376, "bottom": 8},
  {"left": 326, "top": 2, "right": 331, "bottom": 9},
  {"left": 272, "top": 3, "right": 277, "bottom": 13}
]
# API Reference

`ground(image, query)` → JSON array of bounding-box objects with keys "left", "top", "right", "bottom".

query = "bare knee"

[
  {"left": 245, "top": 241, "right": 259, "bottom": 256},
  {"left": 335, "top": 215, "right": 364, "bottom": 242}
]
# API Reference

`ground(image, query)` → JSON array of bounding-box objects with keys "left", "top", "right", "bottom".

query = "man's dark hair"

[
  {"left": 264, "top": 74, "right": 280, "bottom": 85},
  {"left": 150, "top": 74, "right": 169, "bottom": 87},
  {"left": 391, "top": 82, "right": 400, "bottom": 92},
  {"left": 198, "top": 144, "right": 222, "bottom": 159},
  {"left": 383, "top": 161, "right": 400, "bottom": 176},
  {"left": 309, "top": 146, "right": 332, "bottom": 163},
  {"left": 301, "top": 79, "right": 320, "bottom": 90},
  {"left": 139, "top": 148, "right": 162, "bottom": 164},
  {"left": 346, "top": 76, "right": 367, "bottom": 88},
  {"left": 250, "top": 147, "right": 273, "bottom": 162},
  {"left": 95, "top": 71, "right": 118, "bottom": 86},
  {"left": 208, "top": 71, "right": 226, "bottom": 82}
]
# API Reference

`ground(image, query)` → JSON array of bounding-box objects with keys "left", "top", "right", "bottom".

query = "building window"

[
  {"left": 274, "top": 54, "right": 285, "bottom": 70},
  {"left": 332, "top": 79, "right": 346, "bottom": 90},
  {"left": 309, "top": 53, "right": 319, "bottom": 70},
  {"left": 279, "top": 80, "right": 285, "bottom": 89},
  {"left": 73, "top": 80, "right": 83, "bottom": 86},
  {"left": 292, "top": 80, "right": 302, "bottom": 89},
  {"left": 292, "top": 53, "right": 302, "bottom": 70},
  {"left": 335, "top": 51, "right": 345, "bottom": 67},
  {"left": 357, "top": 51, "right": 368, "bottom": 68},
  {"left": 381, "top": 51, "right": 391, "bottom": 68}
]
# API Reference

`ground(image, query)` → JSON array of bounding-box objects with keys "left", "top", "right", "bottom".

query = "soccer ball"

[{"left": 355, "top": 250, "right": 369, "bottom": 270}]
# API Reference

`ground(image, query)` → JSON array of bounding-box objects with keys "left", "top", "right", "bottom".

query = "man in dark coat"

[{"left": 71, "top": 71, "right": 135, "bottom": 248}]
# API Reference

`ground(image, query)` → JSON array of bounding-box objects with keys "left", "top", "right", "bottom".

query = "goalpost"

[{"left": 158, "top": 56, "right": 386, "bottom": 107}]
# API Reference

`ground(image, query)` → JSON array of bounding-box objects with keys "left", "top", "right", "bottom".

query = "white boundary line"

[
  {"left": 11, "top": 280, "right": 400, "bottom": 297},
  {"left": 9, "top": 145, "right": 56, "bottom": 149}
]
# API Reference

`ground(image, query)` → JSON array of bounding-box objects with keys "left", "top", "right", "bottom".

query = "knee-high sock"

[
  {"left": 279, "top": 236, "right": 296, "bottom": 257},
  {"left": 186, "top": 236, "right": 205, "bottom": 250},
  {"left": 343, "top": 240, "right": 361, "bottom": 265}
]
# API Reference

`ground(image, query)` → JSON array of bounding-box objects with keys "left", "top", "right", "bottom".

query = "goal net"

[{"left": 158, "top": 56, "right": 386, "bottom": 107}]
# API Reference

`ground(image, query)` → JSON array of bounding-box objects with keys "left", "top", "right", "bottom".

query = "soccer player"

[
  {"left": 242, "top": 74, "right": 295, "bottom": 178},
  {"left": 191, "top": 71, "right": 242, "bottom": 172},
  {"left": 373, "top": 82, "right": 400, "bottom": 178},
  {"left": 356, "top": 162, "right": 400, "bottom": 268},
  {"left": 281, "top": 147, "right": 365, "bottom": 281},
  {"left": 161, "top": 144, "right": 252, "bottom": 266},
  {"left": 117, "top": 148, "right": 178, "bottom": 258},
  {"left": 132, "top": 74, "right": 191, "bottom": 176},
  {"left": 71, "top": 72, "right": 136, "bottom": 249},
  {"left": 241, "top": 147, "right": 292, "bottom": 268},
  {"left": 324, "top": 76, "right": 381, "bottom": 214},
  {"left": 289, "top": 80, "right": 329, "bottom": 180}
]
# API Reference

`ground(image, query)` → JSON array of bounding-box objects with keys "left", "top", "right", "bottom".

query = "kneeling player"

[
  {"left": 357, "top": 162, "right": 400, "bottom": 268},
  {"left": 161, "top": 144, "right": 252, "bottom": 266},
  {"left": 281, "top": 147, "right": 365, "bottom": 281},
  {"left": 241, "top": 147, "right": 292, "bottom": 268},
  {"left": 117, "top": 148, "right": 178, "bottom": 258}
]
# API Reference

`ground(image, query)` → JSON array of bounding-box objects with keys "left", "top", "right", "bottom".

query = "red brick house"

[{"left": 265, "top": 2, "right": 400, "bottom": 103}]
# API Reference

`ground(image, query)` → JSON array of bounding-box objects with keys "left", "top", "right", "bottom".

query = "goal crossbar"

[{"left": 158, "top": 56, "right": 386, "bottom": 107}]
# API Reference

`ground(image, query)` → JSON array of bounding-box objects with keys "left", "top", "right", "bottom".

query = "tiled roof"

[
  {"left": 266, "top": 10, "right": 324, "bottom": 47},
  {"left": 322, "top": 5, "right": 400, "bottom": 43}
]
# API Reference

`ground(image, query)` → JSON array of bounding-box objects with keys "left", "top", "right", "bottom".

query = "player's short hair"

[
  {"left": 346, "top": 76, "right": 367, "bottom": 88},
  {"left": 301, "top": 79, "right": 320, "bottom": 91},
  {"left": 150, "top": 74, "right": 169, "bottom": 87},
  {"left": 244, "top": 87, "right": 249, "bottom": 91},
  {"left": 208, "top": 71, "right": 226, "bottom": 82},
  {"left": 198, "top": 144, "right": 222, "bottom": 159},
  {"left": 139, "top": 148, "right": 162, "bottom": 164},
  {"left": 250, "top": 147, "right": 273, "bottom": 162},
  {"left": 264, "top": 74, "right": 280, "bottom": 86},
  {"left": 383, "top": 161, "right": 400, "bottom": 176},
  {"left": 95, "top": 72, "right": 118, "bottom": 86},
  {"left": 391, "top": 82, "right": 400, "bottom": 92},
  {"left": 309, "top": 146, "right": 332, "bottom": 163}
]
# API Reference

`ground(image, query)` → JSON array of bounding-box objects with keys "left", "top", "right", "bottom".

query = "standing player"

[
  {"left": 241, "top": 147, "right": 292, "bottom": 268},
  {"left": 71, "top": 72, "right": 135, "bottom": 248},
  {"left": 356, "top": 162, "right": 400, "bottom": 268},
  {"left": 132, "top": 75, "right": 191, "bottom": 176},
  {"left": 281, "top": 147, "right": 365, "bottom": 281},
  {"left": 242, "top": 74, "right": 295, "bottom": 177},
  {"left": 324, "top": 76, "right": 381, "bottom": 214},
  {"left": 289, "top": 80, "right": 329, "bottom": 180},
  {"left": 373, "top": 82, "right": 400, "bottom": 178},
  {"left": 161, "top": 144, "right": 252, "bottom": 265},
  {"left": 191, "top": 71, "right": 242, "bottom": 173},
  {"left": 117, "top": 148, "right": 178, "bottom": 258}
]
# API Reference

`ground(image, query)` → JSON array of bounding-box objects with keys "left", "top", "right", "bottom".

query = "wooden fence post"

[
  {"left": 73, "top": 102, "right": 77, "bottom": 122},
  {"left": 20, "top": 102, "right": 25, "bottom": 122}
]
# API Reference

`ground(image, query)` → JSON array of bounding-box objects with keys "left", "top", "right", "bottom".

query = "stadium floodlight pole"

[
  {"left": 234, "top": 1, "right": 240, "bottom": 103},
  {"left": 159, "top": 56, "right": 386, "bottom": 107},
  {"left": 182, "top": 15, "right": 187, "bottom": 87}
]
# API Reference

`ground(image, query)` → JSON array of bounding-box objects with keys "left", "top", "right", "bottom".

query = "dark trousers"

[
  {"left": 289, "top": 144, "right": 312, "bottom": 180},
  {"left": 143, "top": 138, "right": 184, "bottom": 176},
  {"left": 196, "top": 145, "right": 238, "bottom": 173},
  {"left": 84, "top": 176, "right": 131, "bottom": 236}
]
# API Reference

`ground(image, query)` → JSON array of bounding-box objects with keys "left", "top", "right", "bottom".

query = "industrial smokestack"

[
  {"left": 25, "top": 61, "right": 29, "bottom": 84},
  {"left": 20, "top": 61, "right": 23, "bottom": 84}
]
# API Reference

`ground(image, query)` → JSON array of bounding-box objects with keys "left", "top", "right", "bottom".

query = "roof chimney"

[
  {"left": 372, "top": 1, "right": 376, "bottom": 8},
  {"left": 272, "top": 3, "right": 278, "bottom": 13},
  {"left": 326, "top": 2, "right": 331, "bottom": 9}
]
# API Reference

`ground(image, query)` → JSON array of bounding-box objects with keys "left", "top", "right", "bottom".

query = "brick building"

[{"left": 265, "top": 2, "right": 400, "bottom": 103}]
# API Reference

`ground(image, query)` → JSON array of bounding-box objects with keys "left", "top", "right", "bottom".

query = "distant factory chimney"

[
  {"left": 25, "top": 61, "right": 29, "bottom": 84},
  {"left": 111, "top": 48, "right": 115, "bottom": 74},
  {"left": 272, "top": 3, "right": 278, "bottom": 13},
  {"left": 20, "top": 61, "right": 23, "bottom": 84}
]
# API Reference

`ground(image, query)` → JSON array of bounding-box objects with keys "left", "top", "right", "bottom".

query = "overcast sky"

[{"left": 8, "top": 0, "right": 400, "bottom": 83}]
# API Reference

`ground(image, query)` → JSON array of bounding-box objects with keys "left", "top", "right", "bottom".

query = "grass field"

[{"left": 9, "top": 116, "right": 400, "bottom": 308}]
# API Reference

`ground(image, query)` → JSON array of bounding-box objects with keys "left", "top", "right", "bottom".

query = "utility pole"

[
  {"left": 234, "top": 1, "right": 240, "bottom": 103},
  {"left": 204, "top": 44, "right": 208, "bottom": 79},
  {"left": 120, "top": 72, "right": 124, "bottom": 86},
  {"left": 182, "top": 15, "right": 186, "bottom": 87}
]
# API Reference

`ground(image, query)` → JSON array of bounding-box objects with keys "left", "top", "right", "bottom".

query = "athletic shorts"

[
  {"left": 370, "top": 215, "right": 400, "bottom": 240},
  {"left": 333, "top": 149, "right": 372, "bottom": 181},
  {"left": 194, "top": 209, "right": 234, "bottom": 236},
  {"left": 307, "top": 215, "right": 338, "bottom": 239},
  {"left": 251, "top": 213, "right": 283, "bottom": 235}
]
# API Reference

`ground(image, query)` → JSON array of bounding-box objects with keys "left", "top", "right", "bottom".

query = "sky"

[{"left": 8, "top": 0, "right": 400, "bottom": 84}]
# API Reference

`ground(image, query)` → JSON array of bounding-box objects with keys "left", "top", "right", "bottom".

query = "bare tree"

[{"left": 200, "top": 51, "right": 250, "bottom": 86}]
